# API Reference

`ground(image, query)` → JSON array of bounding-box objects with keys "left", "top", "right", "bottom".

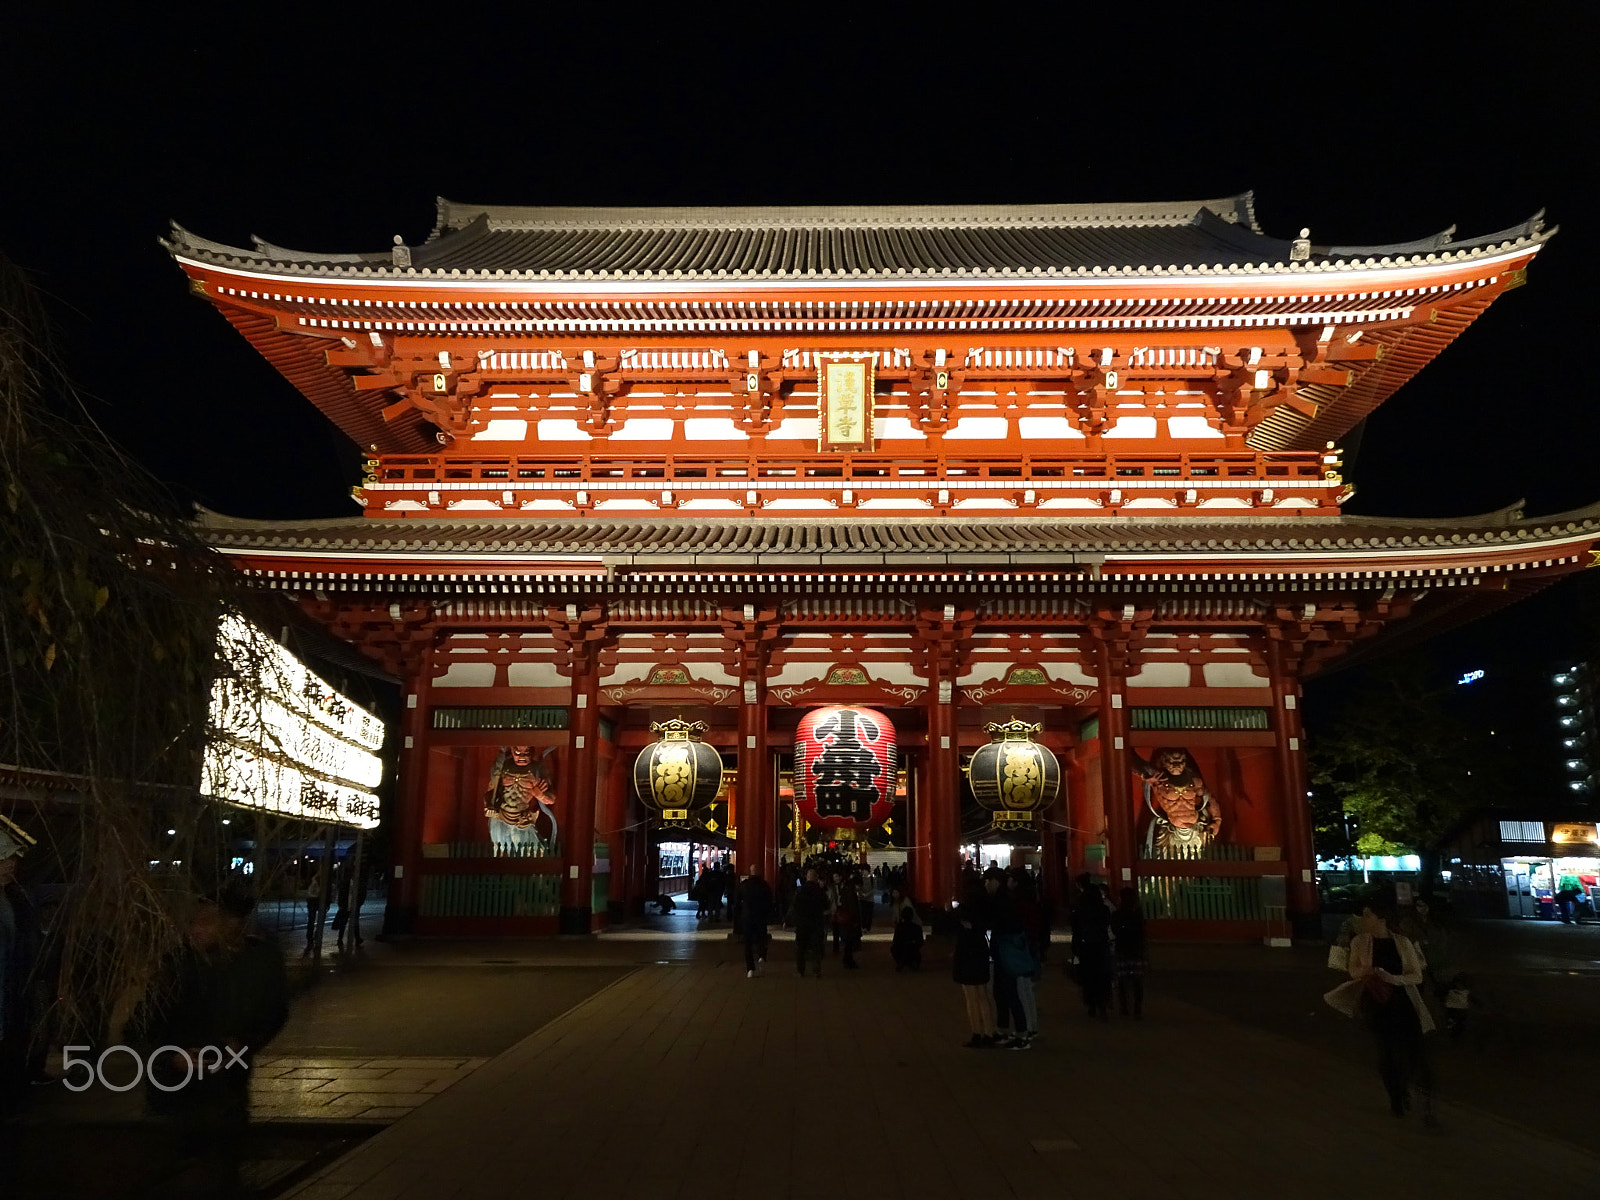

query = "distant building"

[
  {"left": 1438, "top": 809, "right": 1599, "bottom": 918},
  {"left": 1552, "top": 661, "right": 1596, "bottom": 795}
]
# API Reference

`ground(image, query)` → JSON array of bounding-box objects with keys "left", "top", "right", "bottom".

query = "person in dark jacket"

[
  {"left": 791, "top": 869, "right": 828, "bottom": 977},
  {"left": 737, "top": 869, "right": 775, "bottom": 977},
  {"left": 0, "top": 829, "right": 46, "bottom": 1087},
  {"left": 1069, "top": 879, "right": 1114, "bottom": 1019},
  {"left": 1007, "top": 872, "right": 1045, "bottom": 1041},
  {"left": 833, "top": 873, "right": 864, "bottom": 969},
  {"left": 1111, "top": 886, "right": 1147, "bottom": 1018},
  {"left": 146, "top": 885, "right": 290, "bottom": 1197},
  {"left": 953, "top": 888, "right": 998, "bottom": 1047},
  {"left": 889, "top": 888, "right": 923, "bottom": 971},
  {"left": 982, "top": 868, "right": 1029, "bottom": 1047}
]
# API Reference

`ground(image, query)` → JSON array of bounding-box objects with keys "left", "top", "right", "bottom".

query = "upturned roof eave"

[
  {"left": 189, "top": 502, "right": 1600, "bottom": 559},
  {"left": 162, "top": 216, "right": 1552, "bottom": 289}
]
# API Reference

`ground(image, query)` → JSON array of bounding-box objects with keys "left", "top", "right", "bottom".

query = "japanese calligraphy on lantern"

[{"left": 794, "top": 705, "right": 898, "bottom": 831}]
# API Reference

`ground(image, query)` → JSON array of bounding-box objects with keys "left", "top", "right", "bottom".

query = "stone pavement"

[
  {"left": 279, "top": 935, "right": 1600, "bottom": 1200},
  {"left": 251, "top": 1056, "right": 490, "bottom": 1124}
]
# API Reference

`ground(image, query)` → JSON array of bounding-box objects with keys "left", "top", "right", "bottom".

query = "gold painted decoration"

[
  {"left": 825, "top": 665, "right": 870, "bottom": 686},
  {"left": 964, "top": 719, "right": 1061, "bottom": 813},
  {"left": 817, "top": 354, "right": 876, "bottom": 451},
  {"left": 633, "top": 718, "right": 725, "bottom": 813}
]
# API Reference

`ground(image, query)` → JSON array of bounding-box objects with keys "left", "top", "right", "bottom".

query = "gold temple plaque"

[{"left": 818, "top": 356, "right": 875, "bottom": 451}]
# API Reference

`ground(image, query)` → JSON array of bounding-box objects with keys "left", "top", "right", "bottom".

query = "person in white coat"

[{"left": 1325, "top": 896, "right": 1435, "bottom": 1117}]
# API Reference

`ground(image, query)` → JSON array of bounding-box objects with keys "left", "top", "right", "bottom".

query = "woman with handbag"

[{"left": 1324, "top": 896, "right": 1435, "bottom": 1118}]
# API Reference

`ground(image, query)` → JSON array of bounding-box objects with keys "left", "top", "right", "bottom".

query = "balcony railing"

[{"left": 361, "top": 449, "right": 1342, "bottom": 518}]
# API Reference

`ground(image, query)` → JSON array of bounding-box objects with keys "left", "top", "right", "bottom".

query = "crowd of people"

[{"left": 698, "top": 855, "right": 1154, "bottom": 1052}]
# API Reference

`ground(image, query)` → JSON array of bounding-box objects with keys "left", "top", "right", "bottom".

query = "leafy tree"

[{"left": 1308, "top": 654, "right": 1502, "bottom": 884}]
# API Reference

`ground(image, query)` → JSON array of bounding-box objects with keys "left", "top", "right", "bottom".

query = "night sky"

[{"left": 5, "top": 12, "right": 1596, "bottom": 760}]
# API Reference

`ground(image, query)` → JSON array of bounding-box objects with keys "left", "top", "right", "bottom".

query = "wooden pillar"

[
  {"left": 1041, "top": 765, "right": 1069, "bottom": 912},
  {"left": 737, "top": 678, "right": 773, "bottom": 881},
  {"left": 1269, "top": 637, "right": 1319, "bottom": 932},
  {"left": 924, "top": 664, "right": 961, "bottom": 906},
  {"left": 385, "top": 643, "right": 434, "bottom": 935},
  {"left": 560, "top": 646, "right": 601, "bottom": 933},
  {"left": 642, "top": 828, "right": 660, "bottom": 901},
  {"left": 1094, "top": 640, "right": 1136, "bottom": 894},
  {"left": 909, "top": 754, "right": 932, "bottom": 905}
]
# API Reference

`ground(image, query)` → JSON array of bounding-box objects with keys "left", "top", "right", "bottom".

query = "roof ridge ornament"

[
  {"left": 391, "top": 235, "right": 411, "bottom": 268},
  {"left": 1290, "top": 229, "right": 1311, "bottom": 262}
]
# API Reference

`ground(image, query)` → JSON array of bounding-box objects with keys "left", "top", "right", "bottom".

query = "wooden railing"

[{"left": 362, "top": 449, "right": 1340, "bottom": 517}]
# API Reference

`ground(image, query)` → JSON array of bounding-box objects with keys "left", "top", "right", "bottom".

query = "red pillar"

[
  {"left": 910, "top": 751, "right": 932, "bottom": 905},
  {"left": 1269, "top": 638, "right": 1319, "bottom": 933},
  {"left": 1041, "top": 755, "right": 1070, "bottom": 911},
  {"left": 560, "top": 651, "right": 600, "bottom": 933},
  {"left": 737, "top": 681, "right": 773, "bottom": 882},
  {"left": 1094, "top": 640, "right": 1136, "bottom": 895},
  {"left": 924, "top": 664, "right": 961, "bottom": 906},
  {"left": 386, "top": 642, "right": 434, "bottom": 935}
]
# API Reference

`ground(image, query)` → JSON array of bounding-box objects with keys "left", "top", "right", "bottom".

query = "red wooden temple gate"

[{"left": 165, "top": 195, "right": 1600, "bottom": 938}]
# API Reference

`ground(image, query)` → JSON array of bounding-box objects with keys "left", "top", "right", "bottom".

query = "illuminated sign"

[
  {"left": 1458, "top": 669, "right": 1485, "bottom": 685},
  {"left": 1552, "top": 823, "right": 1599, "bottom": 845},
  {"left": 203, "top": 614, "right": 383, "bottom": 828}
]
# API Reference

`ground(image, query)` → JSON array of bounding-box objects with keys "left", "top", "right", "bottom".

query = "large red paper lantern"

[{"left": 794, "top": 706, "right": 898, "bottom": 831}]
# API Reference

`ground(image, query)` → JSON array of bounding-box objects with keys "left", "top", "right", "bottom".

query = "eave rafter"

[{"left": 183, "top": 240, "right": 1531, "bottom": 455}]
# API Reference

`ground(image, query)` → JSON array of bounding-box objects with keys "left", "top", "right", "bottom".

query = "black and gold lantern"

[
  {"left": 964, "top": 719, "right": 1060, "bottom": 813},
  {"left": 634, "top": 718, "right": 724, "bottom": 820}
]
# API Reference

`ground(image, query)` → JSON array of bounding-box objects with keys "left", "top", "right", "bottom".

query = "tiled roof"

[
  {"left": 194, "top": 503, "right": 1600, "bottom": 566},
  {"left": 164, "top": 194, "right": 1550, "bottom": 283}
]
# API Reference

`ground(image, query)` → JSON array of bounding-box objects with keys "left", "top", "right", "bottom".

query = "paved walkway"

[
  {"left": 251, "top": 1056, "right": 490, "bottom": 1124},
  {"left": 280, "top": 935, "right": 1599, "bottom": 1200}
]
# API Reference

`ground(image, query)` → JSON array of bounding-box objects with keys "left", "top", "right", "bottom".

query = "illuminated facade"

[
  {"left": 204, "top": 614, "right": 384, "bottom": 830},
  {"left": 165, "top": 195, "right": 1600, "bottom": 937}
]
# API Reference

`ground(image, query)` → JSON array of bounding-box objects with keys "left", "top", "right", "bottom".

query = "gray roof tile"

[
  {"left": 193, "top": 503, "right": 1600, "bottom": 564},
  {"left": 164, "top": 196, "right": 1551, "bottom": 283}
]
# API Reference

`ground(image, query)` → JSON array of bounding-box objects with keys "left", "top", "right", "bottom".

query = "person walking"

[
  {"left": 1068, "top": 879, "right": 1113, "bottom": 1019},
  {"left": 301, "top": 866, "right": 326, "bottom": 958},
  {"left": 953, "top": 890, "right": 998, "bottom": 1047},
  {"left": 145, "top": 884, "right": 290, "bottom": 1197},
  {"left": 1007, "top": 872, "right": 1045, "bottom": 1040},
  {"left": 857, "top": 871, "right": 875, "bottom": 933},
  {"left": 330, "top": 853, "right": 366, "bottom": 954},
  {"left": 827, "top": 870, "right": 848, "bottom": 956},
  {"left": 0, "top": 824, "right": 43, "bottom": 1086},
  {"left": 834, "top": 872, "right": 863, "bottom": 969},
  {"left": 737, "top": 868, "right": 775, "bottom": 978},
  {"left": 1110, "top": 886, "right": 1147, "bottom": 1018},
  {"left": 1325, "top": 895, "right": 1436, "bottom": 1120},
  {"left": 791, "top": 868, "right": 828, "bottom": 978},
  {"left": 981, "top": 868, "right": 1029, "bottom": 1047},
  {"left": 889, "top": 888, "right": 923, "bottom": 971}
]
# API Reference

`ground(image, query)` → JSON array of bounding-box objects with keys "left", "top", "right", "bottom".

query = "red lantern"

[{"left": 794, "top": 705, "right": 898, "bottom": 831}]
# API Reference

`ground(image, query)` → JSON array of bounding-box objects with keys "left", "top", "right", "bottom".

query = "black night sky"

[{"left": 4, "top": 10, "right": 1597, "bottom": 771}]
